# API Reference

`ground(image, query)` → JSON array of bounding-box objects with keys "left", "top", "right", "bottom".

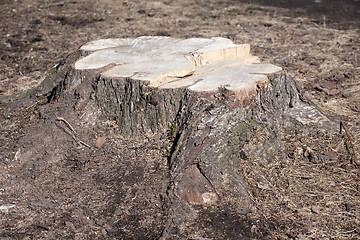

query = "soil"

[{"left": 1, "top": 0, "right": 359, "bottom": 239}]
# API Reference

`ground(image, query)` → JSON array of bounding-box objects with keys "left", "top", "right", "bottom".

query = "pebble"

[
  {"left": 29, "top": 114, "right": 36, "bottom": 121},
  {"left": 345, "top": 202, "right": 352, "bottom": 211},
  {"left": 342, "top": 92, "right": 351, "bottom": 98},
  {"left": 311, "top": 205, "right": 320, "bottom": 214}
]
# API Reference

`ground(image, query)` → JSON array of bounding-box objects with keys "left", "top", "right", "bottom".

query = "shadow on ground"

[{"left": 238, "top": 0, "right": 360, "bottom": 29}]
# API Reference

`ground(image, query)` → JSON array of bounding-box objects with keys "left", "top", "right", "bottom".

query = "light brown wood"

[{"left": 75, "top": 36, "right": 282, "bottom": 98}]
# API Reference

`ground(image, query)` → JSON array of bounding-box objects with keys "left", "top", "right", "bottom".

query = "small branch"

[
  {"left": 56, "top": 117, "right": 77, "bottom": 135},
  {"left": 55, "top": 117, "right": 91, "bottom": 148},
  {"left": 79, "top": 140, "right": 91, "bottom": 148}
]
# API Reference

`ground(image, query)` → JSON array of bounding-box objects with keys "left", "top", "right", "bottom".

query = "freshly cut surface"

[{"left": 75, "top": 36, "right": 282, "bottom": 92}]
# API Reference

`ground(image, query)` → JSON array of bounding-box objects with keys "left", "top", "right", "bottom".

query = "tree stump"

[{"left": 44, "top": 36, "right": 333, "bottom": 239}]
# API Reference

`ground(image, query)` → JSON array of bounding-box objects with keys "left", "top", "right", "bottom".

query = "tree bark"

[{"left": 37, "top": 36, "right": 334, "bottom": 239}]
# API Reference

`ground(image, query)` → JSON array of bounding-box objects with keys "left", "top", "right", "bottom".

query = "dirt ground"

[{"left": 0, "top": 0, "right": 359, "bottom": 239}]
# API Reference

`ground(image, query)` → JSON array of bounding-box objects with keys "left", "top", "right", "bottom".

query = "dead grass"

[{"left": 241, "top": 129, "right": 360, "bottom": 239}]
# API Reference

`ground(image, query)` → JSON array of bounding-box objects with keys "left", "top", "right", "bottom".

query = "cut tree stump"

[
  {"left": 72, "top": 36, "right": 283, "bottom": 136},
  {"left": 41, "top": 36, "right": 334, "bottom": 239}
]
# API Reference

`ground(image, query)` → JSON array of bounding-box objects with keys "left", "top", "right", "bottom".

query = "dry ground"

[{"left": 0, "top": 0, "right": 359, "bottom": 239}]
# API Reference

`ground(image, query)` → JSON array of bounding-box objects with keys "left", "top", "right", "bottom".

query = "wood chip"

[{"left": 95, "top": 136, "right": 107, "bottom": 148}]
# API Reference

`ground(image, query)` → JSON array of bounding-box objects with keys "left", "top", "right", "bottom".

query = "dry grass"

[{"left": 241, "top": 129, "right": 360, "bottom": 239}]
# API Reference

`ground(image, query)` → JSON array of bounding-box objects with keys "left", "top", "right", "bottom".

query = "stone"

[
  {"left": 311, "top": 205, "right": 320, "bottom": 214},
  {"left": 345, "top": 202, "right": 352, "bottom": 211},
  {"left": 95, "top": 136, "right": 107, "bottom": 148}
]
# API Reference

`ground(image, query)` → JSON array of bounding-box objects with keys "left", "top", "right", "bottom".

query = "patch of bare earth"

[{"left": 1, "top": 0, "right": 359, "bottom": 239}]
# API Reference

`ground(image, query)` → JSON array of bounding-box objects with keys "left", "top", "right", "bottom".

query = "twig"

[
  {"left": 56, "top": 117, "right": 77, "bottom": 134},
  {"left": 339, "top": 121, "right": 343, "bottom": 134},
  {"left": 13, "top": 149, "right": 20, "bottom": 161},
  {"left": 79, "top": 140, "right": 91, "bottom": 148},
  {"left": 55, "top": 117, "right": 91, "bottom": 148}
]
